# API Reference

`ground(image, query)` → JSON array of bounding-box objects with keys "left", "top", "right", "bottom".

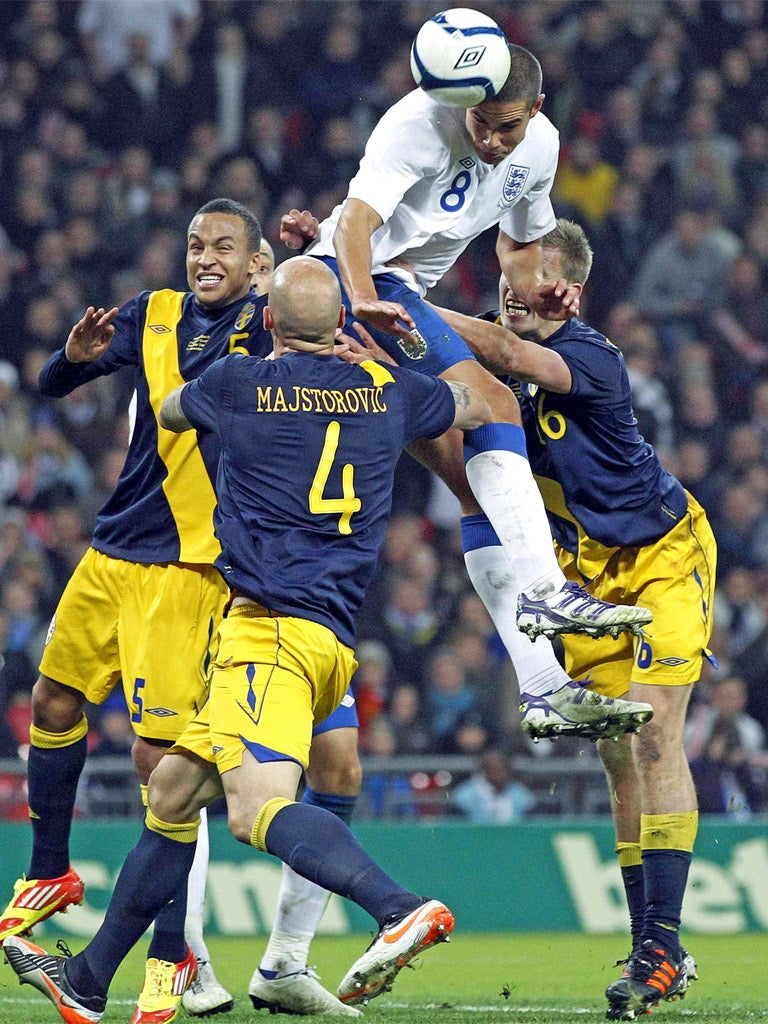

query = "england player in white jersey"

[
  {"left": 246, "top": 44, "right": 655, "bottom": 1017},
  {"left": 311, "top": 85, "right": 559, "bottom": 295},
  {"left": 308, "top": 43, "right": 651, "bottom": 668}
]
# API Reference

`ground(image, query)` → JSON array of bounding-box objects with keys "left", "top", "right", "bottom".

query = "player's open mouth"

[
  {"left": 197, "top": 275, "right": 224, "bottom": 287},
  {"left": 504, "top": 296, "right": 530, "bottom": 319}
]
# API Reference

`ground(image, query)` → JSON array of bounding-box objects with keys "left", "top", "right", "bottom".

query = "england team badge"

[
  {"left": 397, "top": 328, "right": 428, "bottom": 360},
  {"left": 499, "top": 165, "right": 529, "bottom": 208}
]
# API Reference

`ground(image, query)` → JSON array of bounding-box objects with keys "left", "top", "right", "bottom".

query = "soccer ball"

[{"left": 410, "top": 8, "right": 512, "bottom": 108}]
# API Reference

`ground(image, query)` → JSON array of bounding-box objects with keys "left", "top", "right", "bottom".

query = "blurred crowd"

[{"left": 2, "top": 0, "right": 768, "bottom": 819}]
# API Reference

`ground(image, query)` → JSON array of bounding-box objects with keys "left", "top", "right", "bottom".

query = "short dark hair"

[
  {"left": 542, "top": 219, "right": 594, "bottom": 284},
  {"left": 491, "top": 44, "right": 543, "bottom": 109},
  {"left": 192, "top": 198, "right": 262, "bottom": 251}
]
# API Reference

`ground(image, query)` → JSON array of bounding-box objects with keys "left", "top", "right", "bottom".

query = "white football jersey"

[{"left": 310, "top": 88, "right": 559, "bottom": 295}]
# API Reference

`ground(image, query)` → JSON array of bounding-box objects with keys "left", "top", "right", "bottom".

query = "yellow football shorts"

[
  {"left": 173, "top": 601, "right": 358, "bottom": 775},
  {"left": 558, "top": 493, "right": 717, "bottom": 697},
  {"left": 40, "top": 547, "right": 227, "bottom": 740}
]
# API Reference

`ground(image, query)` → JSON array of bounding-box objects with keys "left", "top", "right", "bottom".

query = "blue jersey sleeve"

[
  {"left": 557, "top": 337, "right": 623, "bottom": 400},
  {"left": 179, "top": 354, "right": 237, "bottom": 434},
  {"left": 395, "top": 368, "right": 455, "bottom": 442}
]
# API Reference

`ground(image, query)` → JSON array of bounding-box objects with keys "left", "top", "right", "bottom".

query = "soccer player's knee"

[
  {"left": 227, "top": 803, "right": 256, "bottom": 845},
  {"left": 634, "top": 721, "right": 665, "bottom": 768},
  {"left": 598, "top": 733, "right": 633, "bottom": 780},
  {"left": 308, "top": 750, "right": 362, "bottom": 796},
  {"left": 147, "top": 756, "right": 199, "bottom": 822},
  {"left": 31, "top": 675, "right": 86, "bottom": 732},
  {"left": 307, "top": 729, "right": 363, "bottom": 795},
  {"left": 484, "top": 380, "right": 521, "bottom": 422},
  {"left": 132, "top": 736, "right": 171, "bottom": 784}
]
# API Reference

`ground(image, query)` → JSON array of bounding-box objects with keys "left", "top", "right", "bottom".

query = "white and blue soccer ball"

[{"left": 410, "top": 8, "right": 512, "bottom": 108}]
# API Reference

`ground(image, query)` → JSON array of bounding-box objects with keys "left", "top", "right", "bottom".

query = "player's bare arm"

[
  {"left": 497, "top": 231, "right": 580, "bottom": 320},
  {"left": 430, "top": 304, "right": 572, "bottom": 393},
  {"left": 159, "top": 385, "right": 192, "bottom": 433},
  {"left": 446, "top": 380, "right": 492, "bottom": 431},
  {"left": 64, "top": 305, "right": 119, "bottom": 363},
  {"left": 333, "top": 198, "right": 417, "bottom": 337}
]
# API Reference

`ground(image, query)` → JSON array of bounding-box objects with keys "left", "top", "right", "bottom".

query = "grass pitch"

[{"left": 1, "top": 932, "right": 765, "bottom": 1023}]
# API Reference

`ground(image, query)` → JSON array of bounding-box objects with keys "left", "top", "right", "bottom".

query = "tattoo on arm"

[{"left": 447, "top": 380, "right": 473, "bottom": 411}]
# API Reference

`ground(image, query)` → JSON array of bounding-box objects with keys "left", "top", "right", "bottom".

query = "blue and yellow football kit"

[
  {"left": 511, "top": 317, "right": 717, "bottom": 696},
  {"left": 38, "top": 288, "right": 270, "bottom": 739},
  {"left": 173, "top": 351, "right": 455, "bottom": 772}
]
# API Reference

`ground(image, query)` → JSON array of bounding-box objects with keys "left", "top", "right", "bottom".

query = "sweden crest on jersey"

[
  {"left": 499, "top": 165, "right": 529, "bottom": 207},
  {"left": 235, "top": 302, "right": 256, "bottom": 330}
]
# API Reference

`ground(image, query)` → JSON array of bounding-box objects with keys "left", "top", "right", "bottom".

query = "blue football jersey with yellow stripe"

[
  {"left": 39, "top": 289, "right": 270, "bottom": 564},
  {"left": 180, "top": 352, "right": 455, "bottom": 646},
  {"left": 512, "top": 317, "right": 687, "bottom": 553}
]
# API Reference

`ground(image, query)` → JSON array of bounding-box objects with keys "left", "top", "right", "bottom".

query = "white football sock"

[
  {"left": 259, "top": 865, "right": 331, "bottom": 976},
  {"left": 465, "top": 444, "right": 566, "bottom": 597},
  {"left": 464, "top": 542, "right": 570, "bottom": 697},
  {"left": 185, "top": 806, "right": 211, "bottom": 962}
]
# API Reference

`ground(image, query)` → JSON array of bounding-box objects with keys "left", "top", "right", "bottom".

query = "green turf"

[{"left": 1, "top": 933, "right": 766, "bottom": 1023}]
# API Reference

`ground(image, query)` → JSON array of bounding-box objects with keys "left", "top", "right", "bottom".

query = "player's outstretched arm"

[
  {"left": 496, "top": 232, "right": 580, "bottom": 320},
  {"left": 159, "top": 385, "right": 192, "bottom": 433},
  {"left": 65, "top": 305, "right": 119, "bottom": 363},
  {"left": 430, "top": 304, "right": 571, "bottom": 393},
  {"left": 333, "top": 198, "right": 416, "bottom": 338}
]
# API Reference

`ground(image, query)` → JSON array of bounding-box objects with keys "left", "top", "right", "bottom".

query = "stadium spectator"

[
  {"left": 553, "top": 132, "right": 619, "bottom": 227},
  {"left": 358, "top": 714, "right": 419, "bottom": 819},
  {"left": 451, "top": 748, "right": 536, "bottom": 823},
  {"left": 714, "top": 567, "right": 768, "bottom": 662},
  {"left": 385, "top": 683, "right": 434, "bottom": 757},
  {"left": 587, "top": 180, "right": 658, "bottom": 325},
  {"left": 76, "top": 0, "right": 200, "bottom": 79},
  {"left": 631, "top": 201, "right": 740, "bottom": 355},
  {"left": 685, "top": 675, "right": 768, "bottom": 817},
  {"left": 210, "top": 21, "right": 248, "bottom": 155},
  {"left": 352, "top": 640, "right": 393, "bottom": 750},
  {"left": 569, "top": 4, "right": 642, "bottom": 113},
  {"left": 425, "top": 647, "right": 493, "bottom": 756},
  {"left": 598, "top": 86, "right": 645, "bottom": 169}
]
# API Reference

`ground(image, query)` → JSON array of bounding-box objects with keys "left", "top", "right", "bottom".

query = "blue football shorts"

[{"left": 316, "top": 255, "right": 474, "bottom": 378}]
